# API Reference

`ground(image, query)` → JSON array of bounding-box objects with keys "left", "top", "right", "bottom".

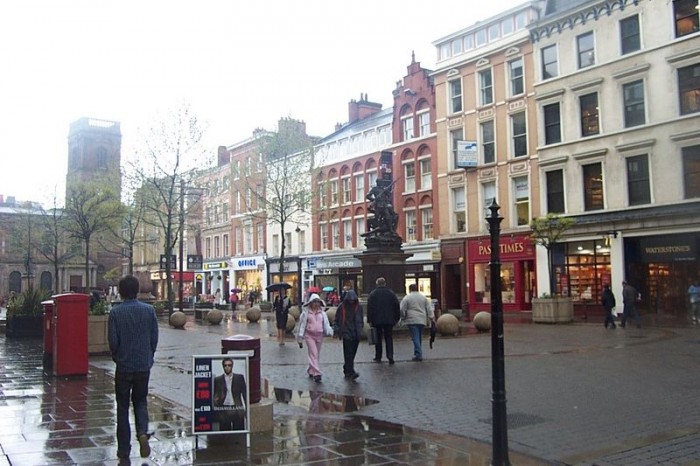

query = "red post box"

[
  {"left": 52, "top": 293, "right": 89, "bottom": 377},
  {"left": 221, "top": 335, "right": 261, "bottom": 404},
  {"left": 42, "top": 299, "right": 54, "bottom": 372}
]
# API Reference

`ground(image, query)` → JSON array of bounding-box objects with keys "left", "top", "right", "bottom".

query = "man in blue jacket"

[{"left": 108, "top": 275, "right": 159, "bottom": 460}]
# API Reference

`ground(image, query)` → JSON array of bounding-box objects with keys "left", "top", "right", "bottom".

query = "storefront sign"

[
  {"left": 204, "top": 262, "right": 228, "bottom": 270},
  {"left": 456, "top": 140, "right": 478, "bottom": 168},
  {"left": 315, "top": 257, "right": 362, "bottom": 269},
  {"left": 232, "top": 256, "right": 266, "bottom": 270},
  {"left": 468, "top": 234, "right": 534, "bottom": 261},
  {"left": 639, "top": 236, "right": 696, "bottom": 262}
]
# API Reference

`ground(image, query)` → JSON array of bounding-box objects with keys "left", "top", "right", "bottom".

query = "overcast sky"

[{"left": 0, "top": 0, "right": 524, "bottom": 206}]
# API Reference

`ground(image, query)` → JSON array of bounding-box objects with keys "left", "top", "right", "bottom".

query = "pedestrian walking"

[
  {"left": 108, "top": 275, "right": 159, "bottom": 461},
  {"left": 688, "top": 279, "right": 700, "bottom": 324},
  {"left": 296, "top": 293, "right": 333, "bottom": 383},
  {"left": 333, "top": 289, "right": 363, "bottom": 380},
  {"left": 601, "top": 283, "right": 617, "bottom": 329},
  {"left": 400, "top": 283, "right": 435, "bottom": 361},
  {"left": 274, "top": 291, "right": 291, "bottom": 346},
  {"left": 621, "top": 280, "right": 641, "bottom": 328},
  {"left": 367, "top": 277, "right": 400, "bottom": 364}
]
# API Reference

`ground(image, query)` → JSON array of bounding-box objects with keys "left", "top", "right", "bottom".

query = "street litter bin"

[
  {"left": 42, "top": 299, "right": 54, "bottom": 372},
  {"left": 52, "top": 293, "right": 89, "bottom": 376},
  {"left": 221, "top": 334, "right": 261, "bottom": 404}
]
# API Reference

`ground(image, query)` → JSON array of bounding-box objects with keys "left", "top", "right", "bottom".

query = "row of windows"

[
  {"left": 204, "top": 203, "right": 230, "bottom": 225},
  {"left": 204, "top": 234, "right": 230, "bottom": 259},
  {"left": 540, "top": 1, "right": 698, "bottom": 82},
  {"left": 445, "top": 60, "right": 700, "bottom": 169},
  {"left": 543, "top": 147, "right": 700, "bottom": 215},
  {"left": 448, "top": 57, "right": 523, "bottom": 114},
  {"left": 437, "top": 10, "right": 530, "bottom": 62}
]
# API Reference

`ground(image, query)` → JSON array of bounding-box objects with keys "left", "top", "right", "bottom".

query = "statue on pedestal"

[{"left": 361, "top": 180, "right": 402, "bottom": 251}]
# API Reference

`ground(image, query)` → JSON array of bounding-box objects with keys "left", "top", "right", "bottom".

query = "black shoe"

[
  {"left": 314, "top": 375, "right": 322, "bottom": 383},
  {"left": 388, "top": 358, "right": 395, "bottom": 365},
  {"left": 351, "top": 372, "right": 360, "bottom": 380},
  {"left": 412, "top": 357, "right": 423, "bottom": 362},
  {"left": 138, "top": 433, "right": 151, "bottom": 458},
  {"left": 373, "top": 358, "right": 382, "bottom": 363}
]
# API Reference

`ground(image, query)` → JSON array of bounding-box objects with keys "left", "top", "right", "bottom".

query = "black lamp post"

[{"left": 487, "top": 199, "right": 510, "bottom": 466}]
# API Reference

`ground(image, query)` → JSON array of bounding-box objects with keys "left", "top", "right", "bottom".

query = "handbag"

[{"left": 368, "top": 326, "right": 377, "bottom": 346}]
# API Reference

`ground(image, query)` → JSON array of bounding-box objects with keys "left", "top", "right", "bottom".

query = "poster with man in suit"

[{"left": 212, "top": 357, "right": 247, "bottom": 431}]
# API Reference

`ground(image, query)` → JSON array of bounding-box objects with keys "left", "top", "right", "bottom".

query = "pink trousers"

[{"left": 304, "top": 331, "right": 324, "bottom": 376}]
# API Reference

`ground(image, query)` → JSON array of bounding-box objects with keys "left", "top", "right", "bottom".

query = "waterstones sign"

[{"left": 639, "top": 235, "right": 696, "bottom": 262}]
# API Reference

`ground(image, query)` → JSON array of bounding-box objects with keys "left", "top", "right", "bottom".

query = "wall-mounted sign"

[
  {"left": 187, "top": 255, "right": 203, "bottom": 270},
  {"left": 160, "top": 254, "right": 176, "bottom": 269},
  {"left": 456, "top": 140, "right": 478, "bottom": 168},
  {"left": 203, "top": 262, "right": 228, "bottom": 270},
  {"left": 315, "top": 257, "right": 362, "bottom": 269}
]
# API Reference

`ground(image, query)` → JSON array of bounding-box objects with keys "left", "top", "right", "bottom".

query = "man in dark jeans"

[
  {"left": 367, "top": 277, "right": 400, "bottom": 364},
  {"left": 109, "top": 275, "right": 159, "bottom": 461}
]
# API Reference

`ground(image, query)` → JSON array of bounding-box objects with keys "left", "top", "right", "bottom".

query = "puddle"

[{"left": 262, "top": 379, "right": 379, "bottom": 414}]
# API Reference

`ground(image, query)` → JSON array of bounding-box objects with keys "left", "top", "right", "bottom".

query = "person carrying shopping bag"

[{"left": 296, "top": 293, "right": 333, "bottom": 383}]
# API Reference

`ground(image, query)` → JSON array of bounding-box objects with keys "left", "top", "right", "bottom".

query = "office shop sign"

[{"left": 232, "top": 256, "right": 266, "bottom": 271}]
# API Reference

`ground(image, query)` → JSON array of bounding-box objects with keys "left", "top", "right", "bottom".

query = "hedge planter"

[
  {"left": 532, "top": 297, "right": 574, "bottom": 324},
  {"left": 259, "top": 302, "right": 272, "bottom": 312},
  {"left": 6, "top": 315, "right": 43, "bottom": 338}
]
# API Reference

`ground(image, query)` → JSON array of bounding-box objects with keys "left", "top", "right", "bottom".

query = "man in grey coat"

[
  {"left": 367, "top": 277, "right": 400, "bottom": 364},
  {"left": 400, "top": 283, "right": 435, "bottom": 361}
]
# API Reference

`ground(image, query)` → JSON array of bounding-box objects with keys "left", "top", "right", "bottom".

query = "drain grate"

[{"left": 479, "top": 412, "right": 546, "bottom": 429}]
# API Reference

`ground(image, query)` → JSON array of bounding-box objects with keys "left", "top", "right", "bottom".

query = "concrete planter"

[
  {"left": 88, "top": 315, "right": 110, "bottom": 355},
  {"left": 532, "top": 298, "right": 574, "bottom": 324},
  {"left": 259, "top": 302, "right": 272, "bottom": 312},
  {"left": 6, "top": 315, "right": 43, "bottom": 338}
]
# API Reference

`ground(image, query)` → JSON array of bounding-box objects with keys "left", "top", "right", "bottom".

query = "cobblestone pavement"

[{"left": 4, "top": 309, "right": 700, "bottom": 465}]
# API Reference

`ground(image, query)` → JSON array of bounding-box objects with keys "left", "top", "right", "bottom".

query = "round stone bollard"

[
  {"left": 473, "top": 311, "right": 491, "bottom": 333},
  {"left": 246, "top": 306, "right": 261, "bottom": 323},
  {"left": 436, "top": 313, "right": 459, "bottom": 336},
  {"left": 325, "top": 306, "right": 337, "bottom": 324},
  {"left": 285, "top": 313, "right": 296, "bottom": 333},
  {"left": 207, "top": 308, "right": 223, "bottom": 325},
  {"left": 169, "top": 311, "right": 187, "bottom": 329},
  {"left": 289, "top": 305, "right": 300, "bottom": 320}
]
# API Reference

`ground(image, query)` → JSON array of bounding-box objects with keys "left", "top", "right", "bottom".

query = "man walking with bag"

[{"left": 367, "top": 277, "right": 400, "bottom": 364}]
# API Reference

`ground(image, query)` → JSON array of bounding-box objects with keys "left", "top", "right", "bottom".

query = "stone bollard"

[
  {"left": 246, "top": 306, "right": 262, "bottom": 323},
  {"left": 169, "top": 311, "right": 187, "bottom": 329},
  {"left": 288, "top": 305, "right": 300, "bottom": 320},
  {"left": 325, "top": 306, "right": 337, "bottom": 324},
  {"left": 436, "top": 313, "right": 459, "bottom": 336},
  {"left": 285, "top": 314, "right": 296, "bottom": 333},
  {"left": 473, "top": 311, "right": 492, "bottom": 333},
  {"left": 207, "top": 308, "right": 223, "bottom": 325}
]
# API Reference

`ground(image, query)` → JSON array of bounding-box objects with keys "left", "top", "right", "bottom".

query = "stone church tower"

[
  {"left": 66, "top": 117, "right": 122, "bottom": 196},
  {"left": 66, "top": 117, "right": 123, "bottom": 291}
]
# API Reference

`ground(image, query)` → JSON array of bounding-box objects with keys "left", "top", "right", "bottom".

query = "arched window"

[
  {"left": 40, "top": 271, "right": 52, "bottom": 291},
  {"left": 9, "top": 271, "right": 21, "bottom": 293}
]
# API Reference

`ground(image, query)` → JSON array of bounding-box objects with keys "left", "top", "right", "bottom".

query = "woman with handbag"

[{"left": 296, "top": 294, "right": 333, "bottom": 383}]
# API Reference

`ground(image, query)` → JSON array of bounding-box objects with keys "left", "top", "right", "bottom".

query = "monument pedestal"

[{"left": 357, "top": 251, "right": 412, "bottom": 297}]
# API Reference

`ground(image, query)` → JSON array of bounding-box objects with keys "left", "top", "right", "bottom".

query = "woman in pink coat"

[{"left": 296, "top": 293, "right": 333, "bottom": 383}]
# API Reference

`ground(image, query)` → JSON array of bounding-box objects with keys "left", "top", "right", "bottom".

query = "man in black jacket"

[{"left": 367, "top": 277, "right": 400, "bottom": 364}]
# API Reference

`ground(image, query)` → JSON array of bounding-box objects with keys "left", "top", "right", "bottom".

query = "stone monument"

[{"left": 357, "top": 151, "right": 411, "bottom": 296}]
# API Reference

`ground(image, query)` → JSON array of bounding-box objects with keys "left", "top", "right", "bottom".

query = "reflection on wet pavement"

[{"left": 1, "top": 335, "right": 545, "bottom": 465}]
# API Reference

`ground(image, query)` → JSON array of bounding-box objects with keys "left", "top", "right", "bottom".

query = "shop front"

[
  {"left": 203, "top": 261, "right": 230, "bottom": 303},
  {"left": 624, "top": 233, "right": 699, "bottom": 318},
  {"left": 404, "top": 248, "right": 441, "bottom": 303},
  {"left": 467, "top": 233, "right": 536, "bottom": 313},
  {"left": 440, "top": 240, "right": 467, "bottom": 315},
  {"left": 310, "top": 256, "right": 363, "bottom": 301},
  {"left": 267, "top": 256, "right": 302, "bottom": 305},
  {"left": 231, "top": 255, "right": 266, "bottom": 305}
]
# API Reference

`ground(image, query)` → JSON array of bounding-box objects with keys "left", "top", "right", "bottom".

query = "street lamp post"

[
  {"left": 487, "top": 199, "right": 510, "bottom": 466},
  {"left": 178, "top": 179, "right": 185, "bottom": 315}
]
